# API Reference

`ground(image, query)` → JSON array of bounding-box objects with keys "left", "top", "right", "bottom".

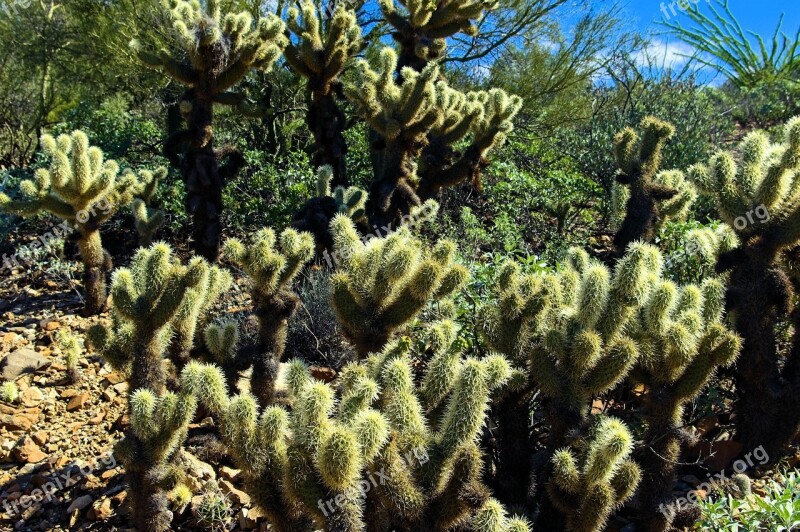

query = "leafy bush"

[{"left": 696, "top": 470, "right": 800, "bottom": 531}]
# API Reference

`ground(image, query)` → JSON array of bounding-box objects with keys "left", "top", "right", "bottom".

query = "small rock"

[
  {"left": 309, "top": 366, "right": 337, "bottom": 383},
  {"left": 113, "top": 382, "right": 128, "bottom": 394},
  {"left": 66, "top": 494, "right": 93, "bottom": 514},
  {"left": 88, "top": 498, "right": 112, "bottom": 521},
  {"left": 104, "top": 372, "right": 125, "bottom": 385},
  {"left": 21, "top": 387, "right": 44, "bottom": 406},
  {"left": 220, "top": 466, "right": 241, "bottom": 482},
  {"left": 31, "top": 431, "right": 48, "bottom": 446},
  {"left": 66, "top": 392, "right": 90, "bottom": 411},
  {"left": 0, "top": 349, "right": 51, "bottom": 380},
  {"left": 44, "top": 321, "right": 60, "bottom": 332},
  {"left": 239, "top": 507, "right": 260, "bottom": 529},
  {"left": 13, "top": 437, "right": 47, "bottom": 464},
  {"left": 220, "top": 479, "right": 250, "bottom": 506}
]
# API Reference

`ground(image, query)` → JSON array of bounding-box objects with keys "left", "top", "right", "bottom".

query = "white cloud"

[{"left": 633, "top": 39, "right": 698, "bottom": 68}]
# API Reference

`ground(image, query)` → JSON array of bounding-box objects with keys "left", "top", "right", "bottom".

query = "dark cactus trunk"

[
  {"left": 128, "top": 456, "right": 172, "bottom": 532},
  {"left": 637, "top": 391, "right": 683, "bottom": 532},
  {"left": 309, "top": 86, "right": 348, "bottom": 187},
  {"left": 366, "top": 140, "right": 422, "bottom": 230},
  {"left": 614, "top": 177, "right": 657, "bottom": 256},
  {"left": 252, "top": 291, "right": 300, "bottom": 407},
  {"left": 724, "top": 251, "right": 798, "bottom": 457},
  {"left": 130, "top": 334, "right": 167, "bottom": 397},
  {"left": 77, "top": 227, "right": 110, "bottom": 316},
  {"left": 489, "top": 390, "right": 535, "bottom": 512}
]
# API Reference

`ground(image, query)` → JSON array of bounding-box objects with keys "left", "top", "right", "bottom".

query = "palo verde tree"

[
  {"left": 345, "top": 48, "right": 521, "bottom": 227},
  {"left": 131, "top": 0, "right": 287, "bottom": 261},
  {"left": 0, "top": 130, "right": 160, "bottom": 315},
  {"left": 284, "top": 0, "right": 362, "bottom": 187},
  {"left": 687, "top": 116, "right": 800, "bottom": 457}
]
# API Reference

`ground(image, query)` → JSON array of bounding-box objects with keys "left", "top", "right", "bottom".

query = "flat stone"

[
  {"left": 66, "top": 494, "right": 93, "bottom": 514},
  {"left": 0, "top": 349, "right": 50, "bottom": 380},
  {"left": 220, "top": 479, "right": 250, "bottom": 506},
  {"left": 20, "top": 387, "right": 44, "bottom": 406},
  {"left": 13, "top": 437, "right": 46, "bottom": 464},
  {"left": 66, "top": 392, "right": 90, "bottom": 411}
]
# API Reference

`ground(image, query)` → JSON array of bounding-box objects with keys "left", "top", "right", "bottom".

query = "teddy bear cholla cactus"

[
  {"left": 548, "top": 417, "right": 641, "bottom": 532},
  {"left": 86, "top": 244, "right": 210, "bottom": 531},
  {"left": 612, "top": 117, "right": 696, "bottom": 255},
  {"left": 285, "top": 1, "right": 362, "bottom": 186},
  {"left": 87, "top": 243, "right": 210, "bottom": 394},
  {"left": 223, "top": 227, "right": 315, "bottom": 406},
  {"left": 379, "top": 0, "right": 492, "bottom": 71},
  {"left": 130, "top": 167, "right": 166, "bottom": 247},
  {"left": 329, "top": 214, "right": 469, "bottom": 356},
  {"left": 344, "top": 48, "right": 521, "bottom": 227},
  {"left": 628, "top": 277, "right": 741, "bottom": 530},
  {"left": 181, "top": 326, "right": 528, "bottom": 531},
  {"left": 132, "top": 0, "right": 287, "bottom": 261},
  {"left": 0, "top": 131, "right": 159, "bottom": 314},
  {"left": 119, "top": 389, "right": 197, "bottom": 532},
  {"left": 478, "top": 243, "right": 660, "bottom": 513},
  {"left": 686, "top": 116, "right": 800, "bottom": 456}
]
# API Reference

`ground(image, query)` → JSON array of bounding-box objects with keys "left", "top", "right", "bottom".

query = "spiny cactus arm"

[
  {"left": 338, "top": 373, "right": 380, "bottom": 422},
  {"left": 471, "top": 498, "right": 508, "bottom": 532},
  {"left": 420, "top": 336, "right": 465, "bottom": 411},
  {"left": 87, "top": 320, "right": 136, "bottom": 371},
  {"left": 129, "top": 389, "right": 197, "bottom": 461},
  {"left": 656, "top": 170, "right": 696, "bottom": 220},
  {"left": 609, "top": 460, "right": 641, "bottom": 504},
  {"left": 204, "top": 321, "right": 239, "bottom": 365},
  {"left": 436, "top": 357, "right": 509, "bottom": 458},
  {"left": 132, "top": 199, "right": 165, "bottom": 246},
  {"left": 671, "top": 324, "right": 741, "bottom": 400},
  {"left": 276, "top": 228, "right": 315, "bottom": 287},
  {"left": 369, "top": 440, "right": 427, "bottom": 519},
  {"left": 180, "top": 361, "right": 231, "bottom": 416},
  {"left": 582, "top": 338, "right": 639, "bottom": 395},
  {"left": 130, "top": 41, "right": 199, "bottom": 85},
  {"left": 380, "top": 357, "right": 429, "bottom": 448}
]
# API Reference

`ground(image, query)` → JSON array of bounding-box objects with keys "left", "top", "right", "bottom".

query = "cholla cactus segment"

[
  {"left": 285, "top": 1, "right": 361, "bottom": 87},
  {"left": 223, "top": 228, "right": 314, "bottom": 406},
  {"left": 548, "top": 417, "right": 641, "bottom": 532},
  {"left": 180, "top": 330, "right": 515, "bottom": 530},
  {"left": 612, "top": 117, "right": 692, "bottom": 254},
  {"left": 132, "top": 0, "right": 287, "bottom": 97},
  {"left": 329, "top": 216, "right": 468, "bottom": 355},
  {"left": 87, "top": 242, "right": 209, "bottom": 394},
  {"left": 0, "top": 131, "right": 158, "bottom": 314},
  {"left": 169, "top": 263, "right": 232, "bottom": 367},
  {"left": 380, "top": 0, "right": 493, "bottom": 64},
  {"left": 132, "top": 199, "right": 165, "bottom": 247},
  {"left": 688, "top": 117, "right": 800, "bottom": 257}
]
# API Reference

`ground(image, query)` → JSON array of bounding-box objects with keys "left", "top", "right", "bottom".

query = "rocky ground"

[{"left": 0, "top": 255, "right": 272, "bottom": 531}]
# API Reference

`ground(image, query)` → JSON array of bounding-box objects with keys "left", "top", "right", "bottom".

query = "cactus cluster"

[
  {"left": 329, "top": 214, "right": 468, "bottom": 355},
  {"left": 628, "top": 277, "right": 741, "bottom": 529},
  {"left": 222, "top": 228, "right": 315, "bottom": 405},
  {"left": 686, "top": 116, "right": 800, "bottom": 456},
  {"left": 181, "top": 323, "right": 526, "bottom": 531},
  {"left": 285, "top": 1, "right": 362, "bottom": 186},
  {"left": 612, "top": 117, "right": 695, "bottom": 254},
  {"left": 549, "top": 417, "right": 641, "bottom": 532},
  {"left": 344, "top": 48, "right": 521, "bottom": 227},
  {"left": 132, "top": 0, "right": 287, "bottom": 261},
  {"left": 0, "top": 130, "right": 161, "bottom": 314},
  {"left": 482, "top": 245, "right": 662, "bottom": 442},
  {"left": 119, "top": 389, "right": 197, "bottom": 532},
  {"left": 292, "top": 165, "right": 368, "bottom": 250}
]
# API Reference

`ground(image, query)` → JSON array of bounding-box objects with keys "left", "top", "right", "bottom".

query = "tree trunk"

[{"left": 309, "top": 87, "right": 348, "bottom": 188}]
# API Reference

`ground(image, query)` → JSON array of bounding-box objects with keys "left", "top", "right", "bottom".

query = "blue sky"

[{"left": 615, "top": 0, "right": 800, "bottom": 77}]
